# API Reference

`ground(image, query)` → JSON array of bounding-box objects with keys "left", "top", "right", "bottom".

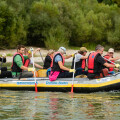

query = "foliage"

[
  {"left": 0, "top": 0, "right": 28, "bottom": 48},
  {"left": 0, "top": 0, "right": 120, "bottom": 50}
]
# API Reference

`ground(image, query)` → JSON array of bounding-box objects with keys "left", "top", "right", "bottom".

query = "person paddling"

[
  {"left": 24, "top": 47, "right": 43, "bottom": 69},
  {"left": 71, "top": 47, "right": 88, "bottom": 75},
  {"left": 49, "top": 47, "right": 75, "bottom": 81},
  {"left": 104, "top": 48, "right": 120, "bottom": 74},
  {"left": 43, "top": 49, "right": 55, "bottom": 69},
  {"left": 87, "top": 45, "right": 120, "bottom": 79},
  {"left": 11, "top": 45, "right": 34, "bottom": 78}
]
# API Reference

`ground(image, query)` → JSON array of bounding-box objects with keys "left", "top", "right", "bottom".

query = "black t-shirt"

[
  {"left": 0, "top": 57, "right": 6, "bottom": 63},
  {"left": 96, "top": 55, "right": 106, "bottom": 66},
  {"left": 94, "top": 55, "right": 106, "bottom": 74},
  {"left": 43, "top": 55, "right": 52, "bottom": 69}
]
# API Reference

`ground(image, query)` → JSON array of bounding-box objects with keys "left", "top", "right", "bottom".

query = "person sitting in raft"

[
  {"left": 0, "top": 53, "right": 12, "bottom": 78},
  {"left": 11, "top": 45, "right": 35, "bottom": 78},
  {"left": 104, "top": 48, "right": 120, "bottom": 74},
  {"left": 43, "top": 49, "right": 55, "bottom": 69},
  {"left": 71, "top": 47, "right": 88, "bottom": 75},
  {"left": 43, "top": 49, "right": 55, "bottom": 76},
  {"left": 87, "top": 44, "right": 120, "bottom": 79},
  {"left": 49, "top": 47, "right": 75, "bottom": 81},
  {"left": 24, "top": 47, "right": 43, "bottom": 69}
]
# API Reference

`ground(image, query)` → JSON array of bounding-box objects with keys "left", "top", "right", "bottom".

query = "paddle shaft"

[
  {"left": 71, "top": 54, "right": 76, "bottom": 93},
  {"left": 103, "top": 57, "right": 115, "bottom": 65},
  {"left": 31, "top": 48, "right": 38, "bottom": 92},
  {"left": 39, "top": 51, "right": 44, "bottom": 63}
]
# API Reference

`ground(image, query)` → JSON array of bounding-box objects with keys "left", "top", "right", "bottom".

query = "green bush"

[
  {"left": 44, "top": 25, "right": 69, "bottom": 50},
  {"left": 0, "top": 0, "right": 120, "bottom": 50}
]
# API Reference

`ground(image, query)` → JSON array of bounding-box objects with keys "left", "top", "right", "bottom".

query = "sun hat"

[
  {"left": 108, "top": 48, "right": 114, "bottom": 53},
  {"left": 79, "top": 47, "right": 87, "bottom": 52},
  {"left": 59, "top": 47, "right": 66, "bottom": 54}
]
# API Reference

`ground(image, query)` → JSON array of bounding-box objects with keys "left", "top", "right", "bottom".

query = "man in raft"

[
  {"left": 49, "top": 47, "right": 75, "bottom": 81},
  {"left": 11, "top": 45, "right": 35, "bottom": 78},
  {"left": 87, "top": 44, "right": 120, "bottom": 79},
  {"left": 104, "top": 48, "right": 120, "bottom": 74}
]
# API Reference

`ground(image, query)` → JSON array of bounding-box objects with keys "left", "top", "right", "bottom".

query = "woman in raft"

[
  {"left": 71, "top": 47, "right": 88, "bottom": 75},
  {"left": 49, "top": 47, "right": 79, "bottom": 81}
]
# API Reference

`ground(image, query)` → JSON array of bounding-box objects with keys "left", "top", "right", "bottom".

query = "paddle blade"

[
  {"left": 35, "top": 83, "right": 38, "bottom": 92},
  {"left": 71, "top": 84, "right": 73, "bottom": 93}
]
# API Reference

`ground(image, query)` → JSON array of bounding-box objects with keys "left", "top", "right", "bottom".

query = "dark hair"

[
  {"left": 24, "top": 47, "right": 29, "bottom": 55},
  {"left": 17, "top": 45, "right": 25, "bottom": 50},
  {"left": 95, "top": 44, "right": 104, "bottom": 51},
  {"left": 78, "top": 51, "right": 84, "bottom": 55}
]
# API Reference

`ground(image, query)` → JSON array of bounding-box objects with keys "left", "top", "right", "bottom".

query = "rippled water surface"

[{"left": 0, "top": 90, "right": 120, "bottom": 120}]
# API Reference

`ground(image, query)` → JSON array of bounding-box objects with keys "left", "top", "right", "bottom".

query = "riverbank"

[{"left": 0, "top": 47, "right": 120, "bottom": 62}]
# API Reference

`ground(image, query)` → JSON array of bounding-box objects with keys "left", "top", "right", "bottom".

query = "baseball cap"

[
  {"left": 108, "top": 48, "right": 114, "bottom": 53},
  {"left": 59, "top": 47, "right": 66, "bottom": 54}
]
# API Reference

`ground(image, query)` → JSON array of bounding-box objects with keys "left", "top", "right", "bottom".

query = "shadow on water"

[{"left": 0, "top": 90, "right": 120, "bottom": 120}]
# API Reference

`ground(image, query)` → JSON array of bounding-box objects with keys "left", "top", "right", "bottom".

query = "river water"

[{"left": 0, "top": 90, "right": 120, "bottom": 120}]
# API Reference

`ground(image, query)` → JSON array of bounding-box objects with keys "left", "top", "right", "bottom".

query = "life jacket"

[
  {"left": 51, "top": 52, "right": 65, "bottom": 72},
  {"left": 71, "top": 55, "right": 86, "bottom": 70},
  {"left": 11, "top": 52, "right": 24, "bottom": 72},
  {"left": 50, "top": 55, "right": 53, "bottom": 67},
  {"left": 104, "top": 54, "right": 114, "bottom": 71},
  {"left": 49, "top": 52, "right": 65, "bottom": 81},
  {"left": 24, "top": 59, "right": 30, "bottom": 67},
  {"left": 88, "top": 52, "right": 101, "bottom": 74},
  {"left": 104, "top": 54, "right": 110, "bottom": 62},
  {"left": 43, "top": 55, "right": 53, "bottom": 69}
]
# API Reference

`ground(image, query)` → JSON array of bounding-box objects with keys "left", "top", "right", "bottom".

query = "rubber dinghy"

[{"left": 0, "top": 72, "right": 120, "bottom": 93}]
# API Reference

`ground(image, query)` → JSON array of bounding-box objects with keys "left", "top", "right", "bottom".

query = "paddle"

[
  {"left": 103, "top": 57, "right": 115, "bottom": 65},
  {"left": 71, "top": 54, "right": 76, "bottom": 93},
  {"left": 30, "top": 47, "right": 38, "bottom": 92},
  {"left": 39, "top": 50, "right": 44, "bottom": 63}
]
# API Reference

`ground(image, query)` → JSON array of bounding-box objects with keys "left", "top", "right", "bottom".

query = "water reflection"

[{"left": 0, "top": 90, "right": 120, "bottom": 120}]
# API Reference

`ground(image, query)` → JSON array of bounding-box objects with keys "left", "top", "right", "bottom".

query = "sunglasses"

[{"left": 109, "top": 52, "right": 113, "bottom": 54}]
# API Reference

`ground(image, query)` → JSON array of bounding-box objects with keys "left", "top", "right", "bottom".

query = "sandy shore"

[{"left": 0, "top": 47, "right": 120, "bottom": 62}]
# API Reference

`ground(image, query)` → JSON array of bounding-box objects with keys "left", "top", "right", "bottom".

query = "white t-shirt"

[
  {"left": 30, "top": 59, "right": 33, "bottom": 64},
  {"left": 74, "top": 53, "right": 83, "bottom": 62}
]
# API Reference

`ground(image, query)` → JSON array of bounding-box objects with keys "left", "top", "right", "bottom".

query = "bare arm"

[
  {"left": 109, "top": 57, "right": 120, "bottom": 61},
  {"left": 34, "top": 63, "right": 43, "bottom": 69},
  {"left": 64, "top": 55, "right": 72, "bottom": 59},
  {"left": 81, "top": 56, "right": 88, "bottom": 59},
  {"left": 21, "top": 66, "right": 28, "bottom": 71},
  {"left": 103, "top": 62, "right": 115, "bottom": 68},
  {"left": 33, "top": 48, "right": 41, "bottom": 54},
  {"left": 58, "top": 61, "right": 70, "bottom": 71}
]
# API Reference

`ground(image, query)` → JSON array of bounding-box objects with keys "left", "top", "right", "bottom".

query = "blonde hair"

[{"left": 47, "top": 49, "right": 55, "bottom": 55}]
